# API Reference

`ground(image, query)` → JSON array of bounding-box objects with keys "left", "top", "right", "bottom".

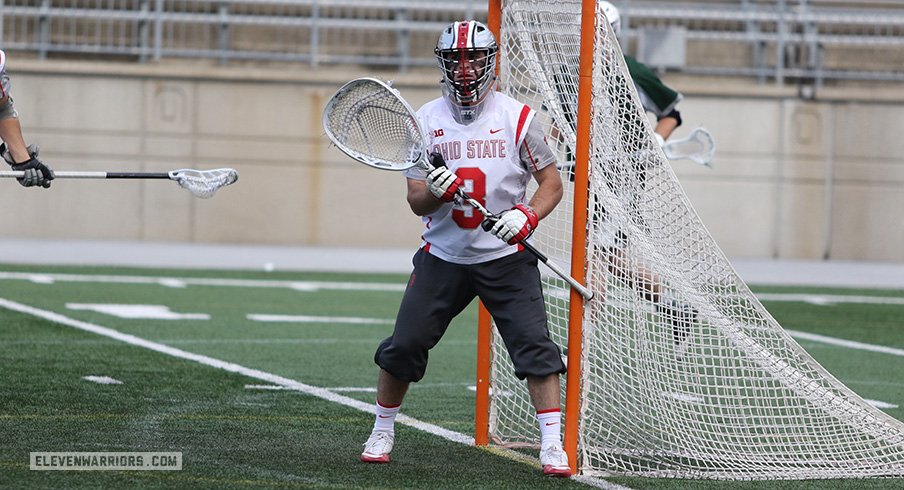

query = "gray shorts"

[{"left": 375, "top": 247, "right": 566, "bottom": 382}]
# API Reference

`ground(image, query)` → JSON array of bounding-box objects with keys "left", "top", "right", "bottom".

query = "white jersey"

[{"left": 406, "top": 92, "right": 553, "bottom": 265}]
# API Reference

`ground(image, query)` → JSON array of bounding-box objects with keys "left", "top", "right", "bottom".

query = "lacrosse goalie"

[{"left": 359, "top": 20, "right": 573, "bottom": 478}]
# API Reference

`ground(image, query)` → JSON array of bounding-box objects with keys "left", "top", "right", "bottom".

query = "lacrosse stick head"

[
  {"left": 168, "top": 168, "right": 239, "bottom": 199},
  {"left": 662, "top": 127, "right": 716, "bottom": 168},
  {"left": 322, "top": 77, "right": 427, "bottom": 171}
]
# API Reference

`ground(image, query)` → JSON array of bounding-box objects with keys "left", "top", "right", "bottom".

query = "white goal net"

[{"left": 486, "top": 0, "right": 904, "bottom": 479}]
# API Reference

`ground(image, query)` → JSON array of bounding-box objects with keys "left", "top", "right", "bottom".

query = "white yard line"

[
  {"left": 0, "top": 297, "right": 617, "bottom": 488},
  {"left": 0, "top": 272, "right": 405, "bottom": 292},
  {"left": 246, "top": 384, "right": 378, "bottom": 393},
  {"left": 758, "top": 293, "right": 904, "bottom": 306},
  {"left": 865, "top": 399, "right": 900, "bottom": 409},
  {"left": 247, "top": 314, "right": 394, "bottom": 325},
  {"left": 4, "top": 271, "right": 903, "bottom": 306},
  {"left": 787, "top": 329, "right": 904, "bottom": 357},
  {"left": 2, "top": 338, "right": 478, "bottom": 346},
  {"left": 82, "top": 375, "right": 123, "bottom": 385}
]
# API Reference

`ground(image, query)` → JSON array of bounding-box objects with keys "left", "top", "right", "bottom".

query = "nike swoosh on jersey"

[{"left": 490, "top": 128, "right": 503, "bottom": 134}]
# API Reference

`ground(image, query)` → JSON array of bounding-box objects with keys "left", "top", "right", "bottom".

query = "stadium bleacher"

[{"left": 2, "top": 0, "right": 903, "bottom": 84}]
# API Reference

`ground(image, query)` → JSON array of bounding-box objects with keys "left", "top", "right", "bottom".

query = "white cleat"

[
  {"left": 360, "top": 430, "right": 394, "bottom": 464},
  {"left": 539, "top": 443, "right": 572, "bottom": 477}
]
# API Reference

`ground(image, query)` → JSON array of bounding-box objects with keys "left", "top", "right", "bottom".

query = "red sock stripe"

[
  {"left": 536, "top": 408, "right": 561, "bottom": 415},
  {"left": 377, "top": 401, "right": 401, "bottom": 409}
]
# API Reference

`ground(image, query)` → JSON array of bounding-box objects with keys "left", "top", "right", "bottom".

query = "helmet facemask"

[{"left": 435, "top": 21, "right": 498, "bottom": 124}]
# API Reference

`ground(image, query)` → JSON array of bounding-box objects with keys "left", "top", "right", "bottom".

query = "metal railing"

[
  {"left": 621, "top": 0, "right": 904, "bottom": 85},
  {"left": 2, "top": 1, "right": 903, "bottom": 84},
  {"left": 0, "top": 0, "right": 487, "bottom": 70}
]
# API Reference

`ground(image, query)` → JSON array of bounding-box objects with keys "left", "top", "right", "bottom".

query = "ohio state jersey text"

[{"left": 432, "top": 139, "right": 507, "bottom": 161}]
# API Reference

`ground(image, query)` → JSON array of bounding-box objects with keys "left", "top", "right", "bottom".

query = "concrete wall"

[{"left": 2, "top": 62, "right": 903, "bottom": 261}]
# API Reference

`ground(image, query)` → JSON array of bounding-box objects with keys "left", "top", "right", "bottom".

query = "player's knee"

[
  {"left": 509, "top": 340, "right": 565, "bottom": 380},
  {"left": 374, "top": 338, "right": 428, "bottom": 382}
]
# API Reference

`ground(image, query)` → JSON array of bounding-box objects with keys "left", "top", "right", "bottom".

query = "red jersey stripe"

[{"left": 515, "top": 104, "right": 531, "bottom": 146}]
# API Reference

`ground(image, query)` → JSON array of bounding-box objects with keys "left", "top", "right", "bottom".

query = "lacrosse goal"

[{"left": 476, "top": 0, "right": 904, "bottom": 479}]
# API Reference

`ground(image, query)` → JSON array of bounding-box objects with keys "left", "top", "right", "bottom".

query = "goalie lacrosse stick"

[
  {"left": 662, "top": 127, "right": 716, "bottom": 168},
  {"left": 0, "top": 168, "right": 239, "bottom": 199},
  {"left": 323, "top": 77, "right": 593, "bottom": 301}
]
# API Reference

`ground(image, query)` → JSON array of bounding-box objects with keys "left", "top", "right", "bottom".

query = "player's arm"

[
  {"left": 406, "top": 177, "right": 445, "bottom": 216},
  {"left": 488, "top": 118, "right": 563, "bottom": 245},
  {"left": 654, "top": 113, "right": 680, "bottom": 143},
  {"left": 0, "top": 51, "right": 54, "bottom": 188},
  {"left": 653, "top": 105, "right": 682, "bottom": 146},
  {"left": 406, "top": 152, "right": 462, "bottom": 216},
  {"left": 0, "top": 51, "right": 28, "bottom": 162},
  {"left": 528, "top": 163, "right": 563, "bottom": 221},
  {"left": 0, "top": 105, "right": 29, "bottom": 162},
  {"left": 521, "top": 118, "right": 563, "bottom": 220}
]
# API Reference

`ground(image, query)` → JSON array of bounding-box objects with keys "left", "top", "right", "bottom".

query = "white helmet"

[
  {"left": 600, "top": 1, "right": 622, "bottom": 36},
  {"left": 435, "top": 20, "right": 498, "bottom": 124}
]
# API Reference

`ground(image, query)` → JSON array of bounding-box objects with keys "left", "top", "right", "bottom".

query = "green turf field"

[{"left": 1, "top": 263, "right": 903, "bottom": 489}]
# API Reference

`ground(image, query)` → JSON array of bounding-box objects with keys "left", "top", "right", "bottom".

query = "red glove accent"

[
  {"left": 511, "top": 204, "right": 539, "bottom": 244},
  {"left": 426, "top": 166, "right": 463, "bottom": 202},
  {"left": 490, "top": 204, "right": 539, "bottom": 245}
]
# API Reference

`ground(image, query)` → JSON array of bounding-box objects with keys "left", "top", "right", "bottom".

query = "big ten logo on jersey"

[{"left": 433, "top": 129, "right": 444, "bottom": 137}]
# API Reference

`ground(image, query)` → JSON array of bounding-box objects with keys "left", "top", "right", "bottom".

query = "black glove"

[{"left": 1, "top": 143, "right": 54, "bottom": 188}]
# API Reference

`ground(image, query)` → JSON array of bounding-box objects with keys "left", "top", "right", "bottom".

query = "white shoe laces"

[
  {"left": 539, "top": 443, "right": 569, "bottom": 468},
  {"left": 363, "top": 431, "right": 394, "bottom": 455}
]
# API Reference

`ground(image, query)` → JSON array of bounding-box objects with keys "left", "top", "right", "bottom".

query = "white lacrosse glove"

[
  {"left": 487, "top": 204, "right": 539, "bottom": 245},
  {"left": 654, "top": 133, "right": 665, "bottom": 148},
  {"left": 425, "top": 152, "right": 462, "bottom": 202}
]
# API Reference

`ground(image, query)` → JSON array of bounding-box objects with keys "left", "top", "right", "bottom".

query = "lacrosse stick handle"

[
  {"left": 480, "top": 215, "right": 594, "bottom": 301},
  {"left": 425, "top": 157, "right": 591, "bottom": 299},
  {"left": 426, "top": 158, "right": 594, "bottom": 301},
  {"left": 0, "top": 171, "right": 171, "bottom": 179}
]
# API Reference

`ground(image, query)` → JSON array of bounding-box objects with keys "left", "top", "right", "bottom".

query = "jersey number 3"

[{"left": 452, "top": 167, "right": 486, "bottom": 229}]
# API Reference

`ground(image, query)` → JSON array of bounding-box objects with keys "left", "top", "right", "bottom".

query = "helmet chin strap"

[{"left": 442, "top": 78, "right": 496, "bottom": 125}]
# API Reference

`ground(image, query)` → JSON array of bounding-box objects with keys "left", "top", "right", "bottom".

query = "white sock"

[
  {"left": 536, "top": 408, "right": 562, "bottom": 449},
  {"left": 373, "top": 400, "right": 401, "bottom": 434}
]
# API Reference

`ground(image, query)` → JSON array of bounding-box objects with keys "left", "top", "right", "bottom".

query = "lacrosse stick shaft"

[
  {"left": 425, "top": 160, "right": 594, "bottom": 301},
  {"left": 0, "top": 171, "right": 171, "bottom": 179},
  {"left": 476, "top": 208, "right": 594, "bottom": 301}
]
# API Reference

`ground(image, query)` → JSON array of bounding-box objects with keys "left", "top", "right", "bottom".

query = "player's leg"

[
  {"left": 362, "top": 248, "right": 476, "bottom": 463},
  {"left": 475, "top": 251, "right": 571, "bottom": 477},
  {"left": 607, "top": 243, "right": 697, "bottom": 356},
  {"left": 527, "top": 374, "right": 572, "bottom": 477},
  {"left": 360, "top": 370, "right": 408, "bottom": 463}
]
